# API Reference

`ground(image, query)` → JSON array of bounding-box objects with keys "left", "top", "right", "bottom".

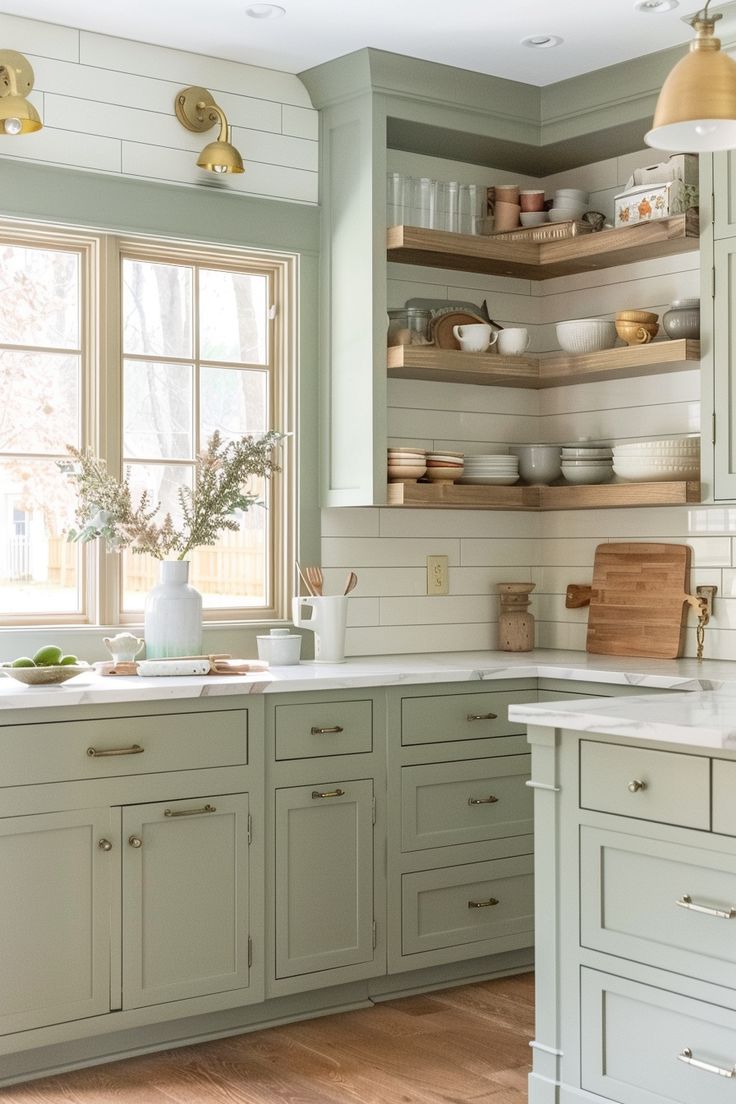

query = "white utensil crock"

[
  {"left": 292, "top": 595, "right": 349, "bottom": 663},
  {"left": 144, "top": 560, "right": 203, "bottom": 659}
]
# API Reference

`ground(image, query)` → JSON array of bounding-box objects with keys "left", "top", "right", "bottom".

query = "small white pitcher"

[{"left": 292, "top": 595, "right": 349, "bottom": 663}]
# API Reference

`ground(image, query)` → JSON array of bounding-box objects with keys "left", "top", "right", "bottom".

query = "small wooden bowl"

[
  {"left": 615, "top": 319, "right": 659, "bottom": 345},
  {"left": 615, "top": 310, "right": 658, "bottom": 323}
]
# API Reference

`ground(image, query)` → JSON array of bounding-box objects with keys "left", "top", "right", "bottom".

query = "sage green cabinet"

[
  {"left": 274, "top": 779, "right": 375, "bottom": 979},
  {"left": 122, "top": 794, "right": 252, "bottom": 1009},
  {"left": 0, "top": 807, "right": 114, "bottom": 1034}
]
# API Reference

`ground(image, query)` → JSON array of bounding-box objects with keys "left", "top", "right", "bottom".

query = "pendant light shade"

[
  {"left": 0, "top": 50, "right": 42, "bottom": 135},
  {"left": 646, "top": 5, "right": 736, "bottom": 152}
]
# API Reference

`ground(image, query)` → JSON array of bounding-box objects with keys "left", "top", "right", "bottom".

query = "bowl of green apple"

[{"left": 1, "top": 646, "right": 91, "bottom": 685}]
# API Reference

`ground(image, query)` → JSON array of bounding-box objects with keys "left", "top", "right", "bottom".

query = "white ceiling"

[{"left": 0, "top": 0, "right": 714, "bottom": 84}]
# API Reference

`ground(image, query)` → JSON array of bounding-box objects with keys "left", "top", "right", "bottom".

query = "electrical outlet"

[{"left": 427, "top": 555, "right": 449, "bottom": 596}]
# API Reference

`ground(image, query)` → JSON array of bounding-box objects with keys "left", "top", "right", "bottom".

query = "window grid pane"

[
  {"left": 0, "top": 238, "right": 84, "bottom": 620},
  {"left": 121, "top": 255, "right": 272, "bottom": 615}
]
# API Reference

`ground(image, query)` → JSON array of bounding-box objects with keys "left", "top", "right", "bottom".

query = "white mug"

[
  {"left": 452, "top": 323, "right": 497, "bottom": 353},
  {"left": 497, "top": 327, "right": 530, "bottom": 356},
  {"left": 292, "top": 595, "right": 349, "bottom": 663}
]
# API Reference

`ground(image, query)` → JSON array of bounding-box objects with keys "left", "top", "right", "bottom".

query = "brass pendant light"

[
  {"left": 0, "top": 50, "right": 42, "bottom": 135},
  {"left": 646, "top": 1, "right": 736, "bottom": 151},
  {"left": 175, "top": 86, "right": 244, "bottom": 174}
]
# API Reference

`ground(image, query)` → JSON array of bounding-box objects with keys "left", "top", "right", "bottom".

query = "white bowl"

[
  {"left": 520, "top": 212, "right": 549, "bottom": 227},
  {"left": 511, "top": 445, "right": 561, "bottom": 484},
  {"left": 556, "top": 318, "right": 618, "bottom": 355},
  {"left": 1, "top": 663, "right": 91, "bottom": 686},
  {"left": 613, "top": 439, "right": 699, "bottom": 453},
  {"left": 561, "top": 464, "right": 614, "bottom": 485},
  {"left": 551, "top": 208, "right": 587, "bottom": 224},
  {"left": 554, "top": 188, "right": 589, "bottom": 203},
  {"left": 561, "top": 448, "right": 613, "bottom": 459},
  {"left": 561, "top": 458, "right": 613, "bottom": 466}
]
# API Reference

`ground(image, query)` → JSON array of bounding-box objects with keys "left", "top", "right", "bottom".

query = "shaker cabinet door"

[
  {"left": 0, "top": 807, "right": 114, "bottom": 1034},
  {"left": 122, "top": 793, "right": 251, "bottom": 1009},
  {"left": 712, "top": 235, "right": 736, "bottom": 500},
  {"left": 275, "top": 779, "right": 374, "bottom": 978}
]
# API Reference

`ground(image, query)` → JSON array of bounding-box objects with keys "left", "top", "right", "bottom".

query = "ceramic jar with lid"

[
  {"left": 662, "top": 298, "right": 700, "bottom": 340},
  {"left": 256, "top": 627, "right": 302, "bottom": 666}
]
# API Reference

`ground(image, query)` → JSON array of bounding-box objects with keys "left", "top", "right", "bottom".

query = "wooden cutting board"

[{"left": 566, "top": 542, "right": 699, "bottom": 659}]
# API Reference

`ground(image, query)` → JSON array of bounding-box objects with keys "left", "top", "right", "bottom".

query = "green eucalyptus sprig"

[{"left": 58, "top": 430, "right": 284, "bottom": 560}]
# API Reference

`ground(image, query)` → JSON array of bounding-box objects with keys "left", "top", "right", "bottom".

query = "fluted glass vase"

[{"left": 144, "top": 560, "right": 202, "bottom": 659}]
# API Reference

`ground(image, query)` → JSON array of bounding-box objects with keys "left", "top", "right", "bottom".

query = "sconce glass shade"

[
  {"left": 197, "top": 139, "right": 244, "bottom": 174},
  {"left": 646, "top": 14, "right": 736, "bottom": 151},
  {"left": 0, "top": 50, "right": 42, "bottom": 135}
]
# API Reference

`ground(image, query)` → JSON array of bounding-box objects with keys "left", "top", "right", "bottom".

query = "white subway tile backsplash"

[
  {"left": 378, "top": 508, "right": 540, "bottom": 539},
  {"left": 379, "top": 595, "right": 496, "bottom": 626},
  {"left": 322, "top": 537, "right": 461, "bottom": 569},
  {"left": 282, "top": 105, "right": 319, "bottom": 141},
  {"left": 460, "top": 538, "right": 543, "bottom": 568},
  {"left": 345, "top": 622, "right": 494, "bottom": 656},
  {"left": 321, "top": 508, "right": 380, "bottom": 538}
]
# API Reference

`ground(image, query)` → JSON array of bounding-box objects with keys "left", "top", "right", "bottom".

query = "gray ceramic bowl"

[{"left": 511, "top": 445, "right": 562, "bottom": 484}]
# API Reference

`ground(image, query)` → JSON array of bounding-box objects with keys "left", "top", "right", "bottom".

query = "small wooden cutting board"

[{"left": 567, "top": 542, "right": 697, "bottom": 659}]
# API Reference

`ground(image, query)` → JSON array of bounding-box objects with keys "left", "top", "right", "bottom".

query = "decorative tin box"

[{"left": 614, "top": 180, "right": 698, "bottom": 228}]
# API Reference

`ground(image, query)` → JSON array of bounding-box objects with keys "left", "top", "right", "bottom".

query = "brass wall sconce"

[
  {"left": 646, "top": 1, "right": 736, "bottom": 151},
  {"left": 175, "top": 86, "right": 244, "bottom": 174},
  {"left": 0, "top": 50, "right": 42, "bottom": 135}
]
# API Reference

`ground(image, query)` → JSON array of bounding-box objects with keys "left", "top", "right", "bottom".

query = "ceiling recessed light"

[
  {"left": 633, "top": 0, "right": 679, "bottom": 12},
  {"left": 245, "top": 3, "right": 286, "bottom": 17},
  {"left": 521, "top": 34, "right": 564, "bottom": 49}
]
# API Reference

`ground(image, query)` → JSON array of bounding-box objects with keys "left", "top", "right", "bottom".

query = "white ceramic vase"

[{"left": 144, "top": 560, "right": 202, "bottom": 659}]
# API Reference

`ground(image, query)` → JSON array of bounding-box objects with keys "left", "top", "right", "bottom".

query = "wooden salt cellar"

[{"left": 498, "top": 582, "right": 536, "bottom": 652}]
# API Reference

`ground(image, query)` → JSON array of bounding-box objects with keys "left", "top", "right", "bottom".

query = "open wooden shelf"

[
  {"left": 386, "top": 212, "right": 699, "bottom": 280},
  {"left": 387, "top": 339, "right": 700, "bottom": 390},
  {"left": 387, "top": 480, "right": 701, "bottom": 511}
]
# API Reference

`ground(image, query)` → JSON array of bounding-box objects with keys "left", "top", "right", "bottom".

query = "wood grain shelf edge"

[{"left": 386, "top": 480, "right": 701, "bottom": 511}]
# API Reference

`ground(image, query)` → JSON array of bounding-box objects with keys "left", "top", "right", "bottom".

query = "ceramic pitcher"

[{"left": 292, "top": 595, "right": 349, "bottom": 663}]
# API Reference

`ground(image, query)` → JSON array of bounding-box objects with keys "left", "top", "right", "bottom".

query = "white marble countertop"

[
  {"left": 0, "top": 648, "right": 734, "bottom": 712},
  {"left": 509, "top": 687, "right": 736, "bottom": 751}
]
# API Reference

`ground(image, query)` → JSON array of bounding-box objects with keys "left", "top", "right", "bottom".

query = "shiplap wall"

[
  {"left": 322, "top": 147, "right": 734, "bottom": 660},
  {"left": 0, "top": 11, "right": 318, "bottom": 203}
]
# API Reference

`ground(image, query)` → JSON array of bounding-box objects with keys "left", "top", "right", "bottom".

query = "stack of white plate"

[
  {"left": 460, "top": 454, "right": 519, "bottom": 486},
  {"left": 560, "top": 445, "right": 613, "bottom": 485},
  {"left": 612, "top": 438, "right": 700, "bottom": 482}
]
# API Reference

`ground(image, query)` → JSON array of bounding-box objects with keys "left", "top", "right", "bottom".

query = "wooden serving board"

[{"left": 566, "top": 542, "right": 698, "bottom": 659}]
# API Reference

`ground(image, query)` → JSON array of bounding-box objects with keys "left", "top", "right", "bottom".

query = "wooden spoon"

[
  {"left": 304, "top": 565, "right": 324, "bottom": 596},
  {"left": 295, "top": 561, "right": 315, "bottom": 596},
  {"left": 343, "top": 571, "right": 358, "bottom": 596}
]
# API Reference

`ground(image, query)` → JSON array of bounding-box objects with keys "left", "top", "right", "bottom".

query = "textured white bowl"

[
  {"left": 520, "top": 212, "right": 549, "bottom": 227},
  {"left": 613, "top": 462, "right": 699, "bottom": 482},
  {"left": 1, "top": 664, "right": 91, "bottom": 685},
  {"left": 556, "top": 318, "right": 618, "bottom": 354},
  {"left": 561, "top": 448, "right": 613, "bottom": 459},
  {"left": 613, "top": 439, "right": 700, "bottom": 453}
]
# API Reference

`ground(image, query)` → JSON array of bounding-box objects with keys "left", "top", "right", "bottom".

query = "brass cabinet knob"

[
  {"left": 128, "top": 835, "right": 143, "bottom": 848},
  {"left": 627, "top": 779, "right": 647, "bottom": 793},
  {"left": 98, "top": 838, "right": 113, "bottom": 851}
]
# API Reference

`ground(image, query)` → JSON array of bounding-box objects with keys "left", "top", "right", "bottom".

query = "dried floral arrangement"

[{"left": 58, "top": 430, "right": 283, "bottom": 560}]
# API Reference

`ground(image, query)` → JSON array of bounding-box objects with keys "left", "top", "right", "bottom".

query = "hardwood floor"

[{"left": 0, "top": 973, "right": 534, "bottom": 1104}]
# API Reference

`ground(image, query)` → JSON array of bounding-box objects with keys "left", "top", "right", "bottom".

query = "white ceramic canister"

[
  {"left": 292, "top": 595, "right": 349, "bottom": 663},
  {"left": 256, "top": 627, "right": 302, "bottom": 666},
  {"left": 144, "top": 560, "right": 203, "bottom": 659}
]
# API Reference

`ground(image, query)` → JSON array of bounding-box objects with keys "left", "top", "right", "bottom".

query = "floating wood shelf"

[
  {"left": 386, "top": 212, "right": 699, "bottom": 280},
  {"left": 386, "top": 480, "right": 701, "bottom": 511},
  {"left": 387, "top": 339, "right": 700, "bottom": 390}
]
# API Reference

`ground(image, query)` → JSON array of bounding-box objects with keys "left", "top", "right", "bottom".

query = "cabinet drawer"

[
  {"left": 402, "top": 855, "right": 534, "bottom": 956},
  {"left": 580, "top": 740, "right": 710, "bottom": 829},
  {"left": 581, "top": 826, "right": 736, "bottom": 991},
  {"left": 582, "top": 968, "right": 736, "bottom": 1104},
  {"left": 0, "top": 709, "right": 248, "bottom": 785},
  {"left": 274, "top": 699, "right": 372, "bottom": 760},
  {"left": 401, "top": 755, "right": 532, "bottom": 851},
  {"left": 401, "top": 690, "right": 535, "bottom": 746},
  {"left": 713, "top": 759, "right": 736, "bottom": 836}
]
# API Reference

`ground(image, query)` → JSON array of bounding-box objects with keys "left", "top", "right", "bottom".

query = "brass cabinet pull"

[
  {"left": 97, "top": 838, "right": 113, "bottom": 852},
  {"left": 311, "top": 788, "right": 345, "bottom": 799},
  {"left": 310, "top": 725, "right": 344, "bottom": 735},
  {"left": 164, "top": 803, "right": 217, "bottom": 818},
  {"left": 627, "top": 778, "right": 647, "bottom": 793},
  {"left": 128, "top": 835, "right": 143, "bottom": 848},
  {"left": 468, "top": 795, "right": 498, "bottom": 805},
  {"left": 676, "top": 894, "right": 736, "bottom": 920},
  {"left": 468, "top": 897, "right": 499, "bottom": 909},
  {"left": 466, "top": 713, "right": 498, "bottom": 722},
  {"left": 677, "top": 1048, "right": 736, "bottom": 1078},
  {"left": 87, "top": 743, "right": 144, "bottom": 757}
]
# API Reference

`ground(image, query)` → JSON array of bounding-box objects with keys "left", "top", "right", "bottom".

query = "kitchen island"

[{"left": 510, "top": 690, "right": 736, "bottom": 1104}]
